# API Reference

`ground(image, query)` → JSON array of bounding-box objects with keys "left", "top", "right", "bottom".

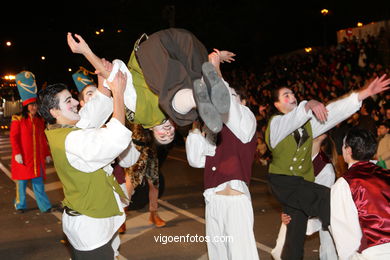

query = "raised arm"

[
  {"left": 95, "top": 58, "right": 113, "bottom": 97},
  {"left": 107, "top": 70, "right": 127, "bottom": 125},
  {"left": 67, "top": 33, "right": 110, "bottom": 79},
  {"left": 311, "top": 74, "right": 390, "bottom": 138},
  {"left": 208, "top": 49, "right": 236, "bottom": 78},
  {"left": 358, "top": 74, "right": 390, "bottom": 101}
]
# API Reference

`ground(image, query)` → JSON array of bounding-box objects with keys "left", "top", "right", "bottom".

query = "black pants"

[
  {"left": 69, "top": 232, "right": 116, "bottom": 260},
  {"left": 267, "top": 173, "right": 330, "bottom": 260},
  {"left": 136, "top": 28, "right": 208, "bottom": 126}
]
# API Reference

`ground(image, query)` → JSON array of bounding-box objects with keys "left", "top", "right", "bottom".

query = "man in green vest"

[
  {"left": 38, "top": 71, "right": 136, "bottom": 259},
  {"left": 66, "top": 30, "right": 235, "bottom": 144},
  {"left": 265, "top": 75, "right": 390, "bottom": 260}
]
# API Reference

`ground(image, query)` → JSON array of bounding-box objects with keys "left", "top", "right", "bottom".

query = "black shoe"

[
  {"left": 193, "top": 79, "right": 222, "bottom": 133},
  {"left": 202, "top": 62, "right": 230, "bottom": 114},
  {"left": 15, "top": 209, "right": 25, "bottom": 214}
]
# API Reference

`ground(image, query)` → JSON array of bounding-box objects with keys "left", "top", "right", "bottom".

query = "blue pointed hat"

[
  {"left": 15, "top": 71, "right": 37, "bottom": 106},
  {"left": 72, "top": 67, "right": 96, "bottom": 93}
]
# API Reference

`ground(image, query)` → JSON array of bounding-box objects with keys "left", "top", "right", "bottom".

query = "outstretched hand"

[
  {"left": 213, "top": 48, "right": 236, "bottom": 63},
  {"left": 358, "top": 74, "right": 390, "bottom": 101},
  {"left": 67, "top": 33, "right": 91, "bottom": 55},
  {"left": 306, "top": 99, "right": 328, "bottom": 123}
]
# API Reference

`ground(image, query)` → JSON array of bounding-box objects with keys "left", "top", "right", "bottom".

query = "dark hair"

[
  {"left": 270, "top": 86, "right": 289, "bottom": 114},
  {"left": 37, "top": 83, "right": 68, "bottom": 124},
  {"left": 21, "top": 102, "right": 40, "bottom": 119},
  {"left": 321, "top": 134, "right": 340, "bottom": 177},
  {"left": 21, "top": 105, "right": 29, "bottom": 118},
  {"left": 234, "top": 88, "right": 248, "bottom": 102},
  {"left": 344, "top": 127, "right": 377, "bottom": 161},
  {"left": 378, "top": 119, "right": 390, "bottom": 129},
  {"left": 271, "top": 86, "right": 286, "bottom": 103},
  {"left": 362, "top": 98, "right": 375, "bottom": 114}
]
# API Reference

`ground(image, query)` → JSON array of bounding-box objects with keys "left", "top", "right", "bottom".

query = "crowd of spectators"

[{"left": 223, "top": 33, "right": 390, "bottom": 166}]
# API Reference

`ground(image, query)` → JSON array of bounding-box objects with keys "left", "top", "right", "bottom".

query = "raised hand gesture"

[
  {"left": 67, "top": 32, "right": 92, "bottom": 55},
  {"left": 213, "top": 48, "right": 236, "bottom": 63},
  {"left": 358, "top": 74, "right": 390, "bottom": 101}
]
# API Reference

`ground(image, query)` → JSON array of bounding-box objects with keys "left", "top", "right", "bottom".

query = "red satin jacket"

[
  {"left": 10, "top": 114, "right": 50, "bottom": 180},
  {"left": 343, "top": 161, "right": 390, "bottom": 252}
]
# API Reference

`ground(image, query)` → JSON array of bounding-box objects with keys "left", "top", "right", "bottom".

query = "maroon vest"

[
  {"left": 204, "top": 125, "right": 257, "bottom": 190},
  {"left": 313, "top": 150, "right": 330, "bottom": 177},
  {"left": 343, "top": 161, "right": 390, "bottom": 252}
]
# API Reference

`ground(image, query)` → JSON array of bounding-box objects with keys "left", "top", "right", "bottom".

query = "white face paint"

[
  {"left": 276, "top": 87, "right": 297, "bottom": 114},
  {"left": 152, "top": 119, "right": 175, "bottom": 144},
  {"left": 57, "top": 89, "right": 80, "bottom": 122}
]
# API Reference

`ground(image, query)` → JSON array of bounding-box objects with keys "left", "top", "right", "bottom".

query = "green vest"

[
  {"left": 45, "top": 127, "right": 125, "bottom": 218},
  {"left": 265, "top": 118, "right": 315, "bottom": 182},
  {"left": 127, "top": 50, "right": 166, "bottom": 129}
]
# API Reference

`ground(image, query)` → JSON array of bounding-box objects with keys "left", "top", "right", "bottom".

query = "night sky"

[{"left": 1, "top": 0, "right": 389, "bottom": 88}]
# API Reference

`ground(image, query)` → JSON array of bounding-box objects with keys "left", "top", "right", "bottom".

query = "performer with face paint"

[
  {"left": 186, "top": 52, "right": 259, "bottom": 260},
  {"left": 265, "top": 75, "right": 390, "bottom": 260},
  {"left": 67, "top": 30, "right": 235, "bottom": 145},
  {"left": 38, "top": 71, "right": 139, "bottom": 259}
]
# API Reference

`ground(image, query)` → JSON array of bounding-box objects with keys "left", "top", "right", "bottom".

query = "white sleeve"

[
  {"left": 103, "top": 59, "right": 137, "bottom": 113},
  {"left": 269, "top": 101, "right": 312, "bottom": 148},
  {"left": 118, "top": 143, "right": 140, "bottom": 168},
  {"left": 65, "top": 118, "right": 132, "bottom": 172},
  {"left": 76, "top": 90, "right": 113, "bottom": 129},
  {"left": 314, "top": 163, "right": 336, "bottom": 188},
  {"left": 221, "top": 83, "right": 256, "bottom": 144},
  {"left": 330, "top": 178, "right": 362, "bottom": 260},
  {"left": 185, "top": 128, "right": 216, "bottom": 168},
  {"left": 311, "top": 92, "right": 362, "bottom": 138}
]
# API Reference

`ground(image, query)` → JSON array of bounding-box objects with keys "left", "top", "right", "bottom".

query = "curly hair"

[
  {"left": 37, "top": 83, "right": 68, "bottom": 124},
  {"left": 125, "top": 123, "right": 159, "bottom": 188}
]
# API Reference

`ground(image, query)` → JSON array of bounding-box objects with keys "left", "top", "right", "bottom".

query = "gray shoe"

[
  {"left": 202, "top": 62, "right": 230, "bottom": 114},
  {"left": 193, "top": 79, "right": 222, "bottom": 133}
]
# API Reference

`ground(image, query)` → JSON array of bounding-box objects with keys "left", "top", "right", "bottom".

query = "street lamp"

[
  {"left": 4, "top": 75, "right": 15, "bottom": 80},
  {"left": 305, "top": 47, "right": 313, "bottom": 53},
  {"left": 321, "top": 9, "right": 329, "bottom": 15},
  {"left": 357, "top": 22, "right": 363, "bottom": 27},
  {"left": 6, "top": 41, "right": 12, "bottom": 47},
  {"left": 41, "top": 56, "right": 46, "bottom": 60},
  {"left": 321, "top": 9, "right": 330, "bottom": 46}
]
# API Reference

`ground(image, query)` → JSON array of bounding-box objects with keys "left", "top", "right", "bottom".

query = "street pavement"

[{"left": 0, "top": 131, "right": 321, "bottom": 260}]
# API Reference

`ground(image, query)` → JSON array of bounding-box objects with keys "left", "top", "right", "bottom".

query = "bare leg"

[{"left": 148, "top": 179, "right": 166, "bottom": 227}]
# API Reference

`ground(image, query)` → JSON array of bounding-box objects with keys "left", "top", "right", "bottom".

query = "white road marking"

[
  {"left": 158, "top": 199, "right": 272, "bottom": 253},
  {"left": 0, "top": 135, "right": 273, "bottom": 255},
  {"left": 45, "top": 181, "right": 63, "bottom": 192},
  {"left": 120, "top": 207, "right": 178, "bottom": 244}
]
